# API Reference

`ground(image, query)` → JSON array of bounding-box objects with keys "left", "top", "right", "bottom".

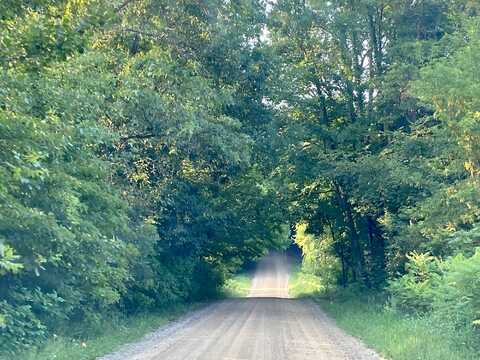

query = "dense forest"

[{"left": 1, "top": 0, "right": 480, "bottom": 356}]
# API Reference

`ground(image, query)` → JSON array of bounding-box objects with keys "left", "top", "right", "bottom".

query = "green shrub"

[
  {"left": 0, "top": 300, "right": 46, "bottom": 353},
  {"left": 389, "top": 248, "right": 480, "bottom": 346},
  {"left": 295, "top": 223, "right": 341, "bottom": 290},
  {"left": 434, "top": 249, "right": 480, "bottom": 330},
  {"left": 389, "top": 252, "right": 443, "bottom": 313}
]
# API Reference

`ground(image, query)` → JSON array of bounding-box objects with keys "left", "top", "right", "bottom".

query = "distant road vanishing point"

[{"left": 100, "top": 252, "right": 381, "bottom": 360}]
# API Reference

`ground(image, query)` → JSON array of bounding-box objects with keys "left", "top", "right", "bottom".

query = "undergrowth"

[
  {"left": 222, "top": 273, "right": 252, "bottom": 298},
  {"left": 10, "top": 303, "right": 198, "bottom": 360},
  {"left": 288, "top": 267, "right": 479, "bottom": 360}
]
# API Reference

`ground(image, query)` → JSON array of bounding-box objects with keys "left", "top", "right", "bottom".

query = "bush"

[
  {"left": 295, "top": 223, "right": 341, "bottom": 290},
  {"left": 389, "top": 248, "right": 480, "bottom": 345},
  {"left": 389, "top": 252, "right": 443, "bottom": 313},
  {"left": 434, "top": 250, "right": 480, "bottom": 330},
  {"left": 0, "top": 300, "right": 46, "bottom": 353}
]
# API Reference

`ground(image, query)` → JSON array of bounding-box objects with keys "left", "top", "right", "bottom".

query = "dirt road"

[{"left": 100, "top": 253, "right": 380, "bottom": 360}]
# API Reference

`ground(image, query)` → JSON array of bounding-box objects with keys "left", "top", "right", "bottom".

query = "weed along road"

[{"left": 100, "top": 253, "right": 380, "bottom": 360}]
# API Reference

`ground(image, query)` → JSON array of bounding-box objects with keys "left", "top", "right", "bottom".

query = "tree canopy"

[{"left": 1, "top": 0, "right": 480, "bottom": 354}]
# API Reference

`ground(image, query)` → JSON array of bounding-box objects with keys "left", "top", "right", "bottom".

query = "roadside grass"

[
  {"left": 288, "top": 267, "right": 478, "bottom": 360},
  {"left": 222, "top": 273, "right": 252, "bottom": 298},
  {"left": 319, "top": 294, "right": 478, "bottom": 360},
  {"left": 11, "top": 303, "right": 199, "bottom": 360}
]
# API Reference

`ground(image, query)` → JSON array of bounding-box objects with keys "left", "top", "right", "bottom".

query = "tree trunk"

[
  {"left": 330, "top": 224, "right": 348, "bottom": 287},
  {"left": 367, "top": 216, "right": 386, "bottom": 287},
  {"left": 333, "top": 181, "right": 368, "bottom": 286}
]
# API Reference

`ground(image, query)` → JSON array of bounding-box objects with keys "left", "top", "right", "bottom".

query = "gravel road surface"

[{"left": 99, "top": 253, "right": 381, "bottom": 360}]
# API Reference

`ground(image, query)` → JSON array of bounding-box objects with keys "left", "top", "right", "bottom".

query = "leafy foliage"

[
  {"left": 267, "top": 0, "right": 480, "bottom": 348},
  {"left": 389, "top": 252, "right": 443, "bottom": 313},
  {"left": 2, "top": 0, "right": 480, "bottom": 355},
  {"left": 0, "top": 0, "right": 282, "bottom": 354},
  {"left": 294, "top": 223, "right": 340, "bottom": 289}
]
